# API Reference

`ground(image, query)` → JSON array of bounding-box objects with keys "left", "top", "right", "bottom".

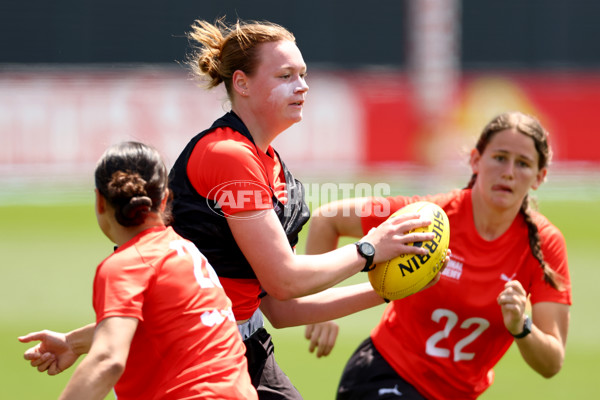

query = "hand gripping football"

[{"left": 368, "top": 201, "right": 450, "bottom": 301}]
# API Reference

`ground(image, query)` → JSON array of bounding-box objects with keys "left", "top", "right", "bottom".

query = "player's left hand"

[
  {"left": 304, "top": 321, "right": 339, "bottom": 358},
  {"left": 497, "top": 280, "right": 528, "bottom": 335}
]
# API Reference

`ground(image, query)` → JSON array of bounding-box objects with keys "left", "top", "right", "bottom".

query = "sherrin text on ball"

[{"left": 368, "top": 201, "right": 450, "bottom": 301}]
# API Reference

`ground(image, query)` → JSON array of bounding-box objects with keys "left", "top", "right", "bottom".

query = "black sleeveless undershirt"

[{"left": 168, "top": 112, "right": 311, "bottom": 279}]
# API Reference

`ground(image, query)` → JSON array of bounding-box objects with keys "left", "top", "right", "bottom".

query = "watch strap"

[
  {"left": 355, "top": 242, "right": 375, "bottom": 272},
  {"left": 512, "top": 316, "right": 532, "bottom": 339}
]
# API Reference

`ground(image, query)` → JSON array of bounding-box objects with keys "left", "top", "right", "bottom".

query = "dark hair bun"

[{"left": 94, "top": 142, "right": 170, "bottom": 227}]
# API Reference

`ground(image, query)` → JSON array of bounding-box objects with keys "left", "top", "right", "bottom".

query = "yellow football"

[{"left": 368, "top": 201, "right": 450, "bottom": 301}]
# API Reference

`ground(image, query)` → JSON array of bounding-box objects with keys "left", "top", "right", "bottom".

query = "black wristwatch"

[
  {"left": 355, "top": 241, "right": 376, "bottom": 272},
  {"left": 512, "top": 316, "right": 532, "bottom": 339}
]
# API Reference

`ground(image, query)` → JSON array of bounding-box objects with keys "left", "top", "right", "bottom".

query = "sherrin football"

[{"left": 368, "top": 201, "right": 450, "bottom": 301}]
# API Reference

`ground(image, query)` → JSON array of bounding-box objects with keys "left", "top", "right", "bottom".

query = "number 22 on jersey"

[{"left": 425, "top": 308, "right": 490, "bottom": 362}]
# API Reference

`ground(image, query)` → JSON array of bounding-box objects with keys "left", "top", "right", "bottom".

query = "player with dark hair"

[
  {"left": 19, "top": 142, "right": 257, "bottom": 400},
  {"left": 306, "top": 111, "right": 572, "bottom": 399}
]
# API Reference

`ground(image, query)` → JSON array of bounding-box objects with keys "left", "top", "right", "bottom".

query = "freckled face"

[
  {"left": 246, "top": 40, "right": 309, "bottom": 133},
  {"left": 470, "top": 128, "right": 547, "bottom": 210}
]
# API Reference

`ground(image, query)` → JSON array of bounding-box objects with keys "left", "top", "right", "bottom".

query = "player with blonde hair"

[{"left": 167, "top": 18, "right": 438, "bottom": 399}]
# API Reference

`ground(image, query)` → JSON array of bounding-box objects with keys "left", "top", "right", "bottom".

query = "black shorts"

[
  {"left": 337, "top": 337, "right": 428, "bottom": 400},
  {"left": 244, "top": 327, "right": 303, "bottom": 400}
]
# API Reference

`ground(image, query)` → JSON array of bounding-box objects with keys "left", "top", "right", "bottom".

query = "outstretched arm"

[
  {"left": 260, "top": 283, "right": 383, "bottom": 359},
  {"left": 497, "top": 280, "right": 570, "bottom": 377},
  {"left": 260, "top": 283, "right": 385, "bottom": 329},
  {"left": 229, "top": 199, "right": 427, "bottom": 301},
  {"left": 58, "top": 317, "right": 138, "bottom": 400},
  {"left": 19, "top": 323, "right": 96, "bottom": 375}
]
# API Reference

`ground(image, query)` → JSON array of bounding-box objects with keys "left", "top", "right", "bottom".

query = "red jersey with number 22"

[
  {"left": 93, "top": 226, "right": 257, "bottom": 400},
  {"left": 362, "top": 189, "right": 571, "bottom": 400}
]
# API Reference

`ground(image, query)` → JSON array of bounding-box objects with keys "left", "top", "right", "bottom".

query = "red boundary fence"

[{"left": 1, "top": 69, "right": 599, "bottom": 175}]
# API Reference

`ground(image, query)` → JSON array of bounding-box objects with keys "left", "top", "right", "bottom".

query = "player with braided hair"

[
  {"left": 465, "top": 111, "right": 560, "bottom": 289},
  {"left": 19, "top": 142, "right": 257, "bottom": 400},
  {"left": 306, "top": 111, "right": 572, "bottom": 399}
]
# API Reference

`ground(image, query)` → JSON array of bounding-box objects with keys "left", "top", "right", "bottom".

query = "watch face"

[{"left": 360, "top": 242, "right": 375, "bottom": 257}]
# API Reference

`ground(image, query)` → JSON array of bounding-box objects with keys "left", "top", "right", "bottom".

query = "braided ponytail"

[
  {"left": 519, "top": 195, "right": 561, "bottom": 289},
  {"left": 465, "top": 173, "right": 477, "bottom": 190}
]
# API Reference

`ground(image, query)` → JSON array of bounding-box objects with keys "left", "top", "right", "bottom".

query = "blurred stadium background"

[{"left": 1, "top": 0, "right": 599, "bottom": 399}]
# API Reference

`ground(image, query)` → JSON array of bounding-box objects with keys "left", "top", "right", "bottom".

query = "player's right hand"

[
  {"left": 305, "top": 321, "right": 339, "bottom": 358},
  {"left": 18, "top": 330, "right": 79, "bottom": 375}
]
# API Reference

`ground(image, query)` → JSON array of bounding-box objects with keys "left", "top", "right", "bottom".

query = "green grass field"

[{"left": 1, "top": 176, "right": 599, "bottom": 399}]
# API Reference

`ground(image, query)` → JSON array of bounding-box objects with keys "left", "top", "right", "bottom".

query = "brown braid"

[
  {"left": 465, "top": 112, "right": 562, "bottom": 290},
  {"left": 465, "top": 173, "right": 477, "bottom": 191},
  {"left": 520, "top": 194, "right": 561, "bottom": 289}
]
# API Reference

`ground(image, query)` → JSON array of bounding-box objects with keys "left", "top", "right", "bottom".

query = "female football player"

[
  {"left": 166, "top": 18, "right": 438, "bottom": 399},
  {"left": 19, "top": 142, "right": 257, "bottom": 400},
  {"left": 305, "top": 111, "right": 572, "bottom": 399}
]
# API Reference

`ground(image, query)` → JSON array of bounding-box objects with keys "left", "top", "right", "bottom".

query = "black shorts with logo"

[
  {"left": 337, "top": 337, "right": 428, "bottom": 400},
  {"left": 245, "top": 327, "right": 303, "bottom": 400}
]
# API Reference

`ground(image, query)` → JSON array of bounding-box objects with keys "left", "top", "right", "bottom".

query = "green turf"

[{"left": 2, "top": 186, "right": 599, "bottom": 399}]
